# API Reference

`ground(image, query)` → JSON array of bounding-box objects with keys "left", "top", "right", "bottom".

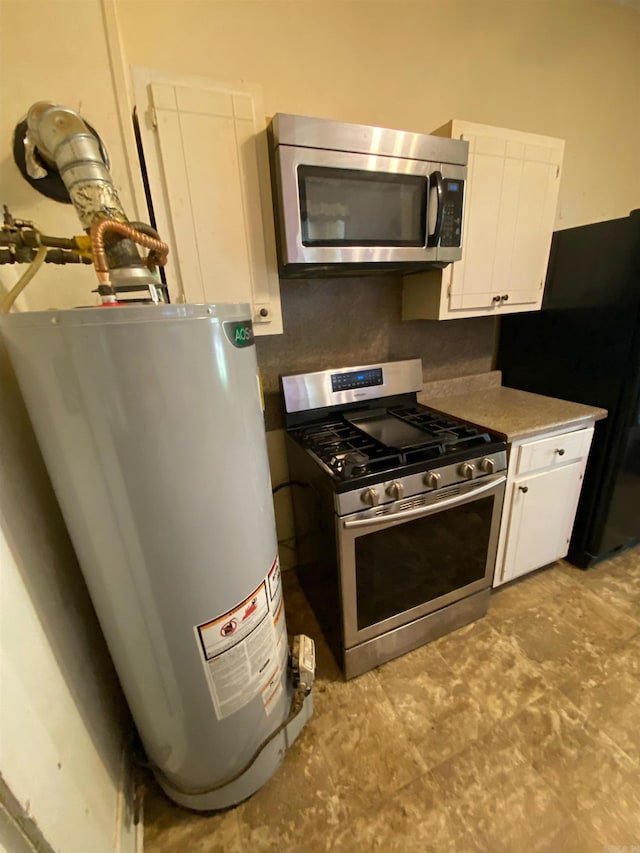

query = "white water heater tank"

[{"left": 0, "top": 302, "right": 313, "bottom": 810}]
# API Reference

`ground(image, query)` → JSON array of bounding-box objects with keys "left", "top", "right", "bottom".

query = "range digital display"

[{"left": 331, "top": 368, "right": 383, "bottom": 392}]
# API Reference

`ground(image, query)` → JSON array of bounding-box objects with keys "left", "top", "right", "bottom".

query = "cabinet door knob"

[
  {"left": 519, "top": 485, "right": 529, "bottom": 493},
  {"left": 492, "top": 295, "right": 501, "bottom": 303},
  {"left": 501, "top": 294, "right": 509, "bottom": 302},
  {"left": 555, "top": 448, "right": 566, "bottom": 456}
]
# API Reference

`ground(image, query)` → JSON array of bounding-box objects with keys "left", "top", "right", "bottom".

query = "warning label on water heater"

[{"left": 195, "top": 556, "right": 287, "bottom": 720}]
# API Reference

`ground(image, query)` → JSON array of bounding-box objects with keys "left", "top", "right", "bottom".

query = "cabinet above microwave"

[{"left": 267, "top": 114, "right": 468, "bottom": 278}]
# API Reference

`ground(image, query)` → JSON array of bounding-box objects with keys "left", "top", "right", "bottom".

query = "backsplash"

[{"left": 256, "top": 275, "right": 497, "bottom": 431}]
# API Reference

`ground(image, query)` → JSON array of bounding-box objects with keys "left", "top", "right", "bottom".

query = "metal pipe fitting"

[
  {"left": 26, "top": 102, "right": 128, "bottom": 230},
  {"left": 25, "top": 102, "right": 157, "bottom": 284},
  {"left": 90, "top": 219, "right": 168, "bottom": 285}
]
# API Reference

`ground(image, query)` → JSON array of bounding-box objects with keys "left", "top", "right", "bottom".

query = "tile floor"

[{"left": 143, "top": 546, "right": 640, "bottom": 853}]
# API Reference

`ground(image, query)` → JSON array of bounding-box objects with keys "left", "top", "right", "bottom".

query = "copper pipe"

[{"left": 90, "top": 219, "right": 169, "bottom": 284}]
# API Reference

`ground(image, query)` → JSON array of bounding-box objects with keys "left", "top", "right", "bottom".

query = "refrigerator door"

[
  {"left": 542, "top": 214, "right": 639, "bottom": 309},
  {"left": 498, "top": 213, "right": 640, "bottom": 567},
  {"left": 594, "top": 328, "right": 640, "bottom": 558},
  {"left": 599, "top": 423, "right": 640, "bottom": 557}
]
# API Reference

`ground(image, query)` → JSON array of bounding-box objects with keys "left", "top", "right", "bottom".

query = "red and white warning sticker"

[
  {"left": 267, "top": 557, "right": 282, "bottom": 603},
  {"left": 195, "top": 555, "right": 287, "bottom": 720}
]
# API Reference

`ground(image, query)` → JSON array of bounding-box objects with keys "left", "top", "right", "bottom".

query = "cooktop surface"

[{"left": 288, "top": 405, "right": 504, "bottom": 487}]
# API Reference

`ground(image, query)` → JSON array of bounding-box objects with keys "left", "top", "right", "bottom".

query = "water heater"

[{"left": 0, "top": 302, "right": 314, "bottom": 810}]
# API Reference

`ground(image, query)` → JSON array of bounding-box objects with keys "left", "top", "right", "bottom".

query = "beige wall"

[
  {"left": 0, "top": 0, "right": 140, "bottom": 313},
  {"left": 116, "top": 0, "right": 640, "bottom": 229},
  {"left": 0, "top": 2, "right": 137, "bottom": 850}
]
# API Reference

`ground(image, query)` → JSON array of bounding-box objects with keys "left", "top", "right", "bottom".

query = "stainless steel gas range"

[{"left": 282, "top": 359, "right": 507, "bottom": 679}]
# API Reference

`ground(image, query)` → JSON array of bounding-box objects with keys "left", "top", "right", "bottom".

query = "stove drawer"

[{"left": 515, "top": 427, "right": 594, "bottom": 475}]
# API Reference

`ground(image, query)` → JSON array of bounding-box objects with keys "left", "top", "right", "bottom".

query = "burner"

[
  {"left": 342, "top": 450, "right": 369, "bottom": 478},
  {"left": 289, "top": 402, "right": 502, "bottom": 487}
]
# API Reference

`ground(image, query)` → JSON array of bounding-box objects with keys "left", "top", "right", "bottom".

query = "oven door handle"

[{"left": 342, "top": 475, "right": 506, "bottom": 529}]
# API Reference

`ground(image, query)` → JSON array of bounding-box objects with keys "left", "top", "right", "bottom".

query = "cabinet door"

[
  {"left": 502, "top": 143, "right": 561, "bottom": 306},
  {"left": 449, "top": 131, "right": 562, "bottom": 313},
  {"left": 500, "top": 462, "right": 584, "bottom": 585},
  {"left": 448, "top": 133, "right": 504, "bottom": 311},
  {"left": 133, "top": 69, "right": 282, "bottom": 334}
]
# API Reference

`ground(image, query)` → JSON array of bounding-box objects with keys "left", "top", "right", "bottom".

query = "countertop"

[{"left": 418, "top": 383, "right": 607, "bottom": 442}]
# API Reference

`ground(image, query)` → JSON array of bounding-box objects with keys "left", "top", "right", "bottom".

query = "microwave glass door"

[
  {"left": 298, "top": 165, "right": 427, "bottom": 247},
  {"left": 354, "top": 494, "right": 495, "bottom": 631}
]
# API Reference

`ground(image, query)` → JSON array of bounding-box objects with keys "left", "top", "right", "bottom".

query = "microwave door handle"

[
  {"left": 427, "top": 170, "right": 444, "bottom": 248},
  {"left": 342, "top": 475, "right": 506, "bottom": 529}
]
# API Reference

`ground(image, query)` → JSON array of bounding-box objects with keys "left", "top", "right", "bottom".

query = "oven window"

[
  {"left": 298, "top": 166, "right": 426, "bottom": 247},
  {"left": 355, "top": 497, "right": 493, "bottom": 630}
]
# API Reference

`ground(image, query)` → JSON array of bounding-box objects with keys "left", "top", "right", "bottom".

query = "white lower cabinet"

[{"left": 493, "top": 425, "right": 594, "bottom": 587}]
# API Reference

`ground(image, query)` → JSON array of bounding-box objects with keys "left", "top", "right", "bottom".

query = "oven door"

[
  {"left": 337, "top": 475, "right": 506, "bottom": 650},
  {"left": 273, "top": 145, "right": 465, "bottom": 272}
]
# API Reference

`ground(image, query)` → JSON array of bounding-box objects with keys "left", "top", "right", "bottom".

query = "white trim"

[{"left": 100, "top": 0, "right": 146, "bottom": 220}]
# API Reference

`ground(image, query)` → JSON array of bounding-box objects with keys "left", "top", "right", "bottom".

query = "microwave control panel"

[{"left": 440, "top": 179, "right": 464, "bottom": 247}]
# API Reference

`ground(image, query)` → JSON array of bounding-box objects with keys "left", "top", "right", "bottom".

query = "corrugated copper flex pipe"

[{"left": 90, "top": 219, "right": 169, "bottom": 284}]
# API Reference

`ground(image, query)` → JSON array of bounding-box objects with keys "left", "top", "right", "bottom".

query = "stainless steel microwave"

[{"left": 267, "top": 113, "right": 468, "bottom": 278}]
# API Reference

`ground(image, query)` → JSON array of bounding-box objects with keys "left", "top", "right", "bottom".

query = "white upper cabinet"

[
  {"left": 132, "top": 68, "right": 282, "bottom": 334},
  {"left": 402, "top": 121, "right": 564, "bottom": 321}
]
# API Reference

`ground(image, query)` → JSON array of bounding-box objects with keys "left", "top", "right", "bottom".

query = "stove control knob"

[
  {"left": 387, "top": 481, "right": 404, "bottom": 500},
  {"left": 479, "top": 457, "right": 496, "bottom": 474},
  {"left": 361, "top": 487, "right": 380, "bottom": 507},
  {"left": 425, "top": 471, "right": 441, "bottom": 489},
  {"left": 460, "top": 462, "right": 477, "bottom": 479}
]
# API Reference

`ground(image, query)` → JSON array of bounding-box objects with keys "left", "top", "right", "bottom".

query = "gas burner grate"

[
  {"left": 390, "top": 407, "right": 493, "bottom": 445},
  {"left": 291, "top": 406, "right": 499, "bottom": 484},
  {"left": 294, "top": 420, "right": 404, "bottom": 480}
]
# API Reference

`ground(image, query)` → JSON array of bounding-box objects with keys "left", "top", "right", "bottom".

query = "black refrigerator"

[{"left": 497, "top": 212, "right": 640, "bottom": 568}]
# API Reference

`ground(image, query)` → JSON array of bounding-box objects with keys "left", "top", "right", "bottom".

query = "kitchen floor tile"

[
  {"left": 534, "top": 815, "right": 632, "bottom": 853},
  {"left": 559, "top": 666, "right": 640, "bottom": 764},
  {"left": 143, "top": 544, "right": 640, "bottom": 853},
  {"left": 427, "top": 717, "right": 528, "bottom": 800},
  {"left": 432, "top": 616, "right": 549, "bottom": 721},
  {"left": 234, "top": 724, "right": 349, "bottom": 853},
  {"left": 443, "top": 761, "right": 568, "bottom": 853},
  {"left": 310, "top": 670, "right": 428, "bottom": 814},
  {"left": 374, "top": 640, "right": 492, "bottom": 770},
  {"left": 326, "top": 773, "right": 481, "bottom": 853},
  {"left": 500, "top": 688, "right": 640, "bottom": 822},
  {"left": 143, "top": 778, "right": 243, "bottom": 853},
  {"left": 488, "top": 561, "right": 578, "bottom": 625},
  {"left": 524, "top": 579, "right": 637, "bottom": 650},
  {"left": 425, "top": 724, "right": 569, "bottom": 853},
  {"left": 561, "top": 550, "right": 640, "bottom": 623},
  {"left": 489, "top": 580, "right": 640, "bottom": 687}
]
